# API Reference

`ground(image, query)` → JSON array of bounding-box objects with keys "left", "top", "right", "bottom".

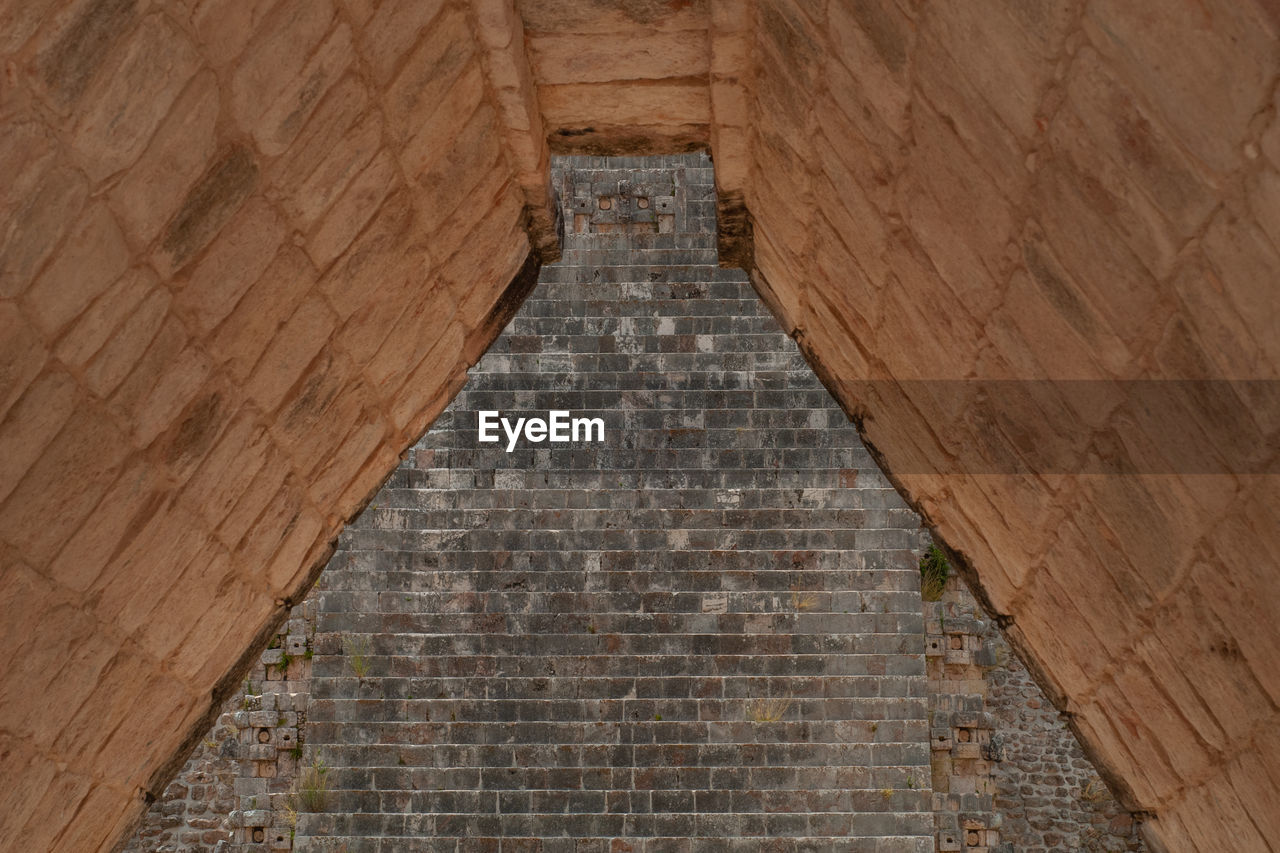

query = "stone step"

[
  {"left": 470, "top": 352, "right": 813, "bottom": 373},
  {"left": 440, "top": 391, "right": 843, "bottom": 410},
  {"left": 302, "top": 650, "right": 925, "bottom": 679},
  {"left": 387, "top": 467, "right": 880, "bottom": 490},
  {"left": 317, "top": 581, "right": 921, "bottom": 607},
  {"left": 303, "top": 673, "right": 925, "bottom": 701},
  {"left": 371, "top": 486, "right": 887, "bottom": 510},
  {"left": 319, "top": 550, "right": 920, "bottom": 575},
  {"left": 425, "top": 418, "right": 859, "bottom": 436},
  {"left": 335, "top": 527, "right": 921, "bottom": 553},
  {"left": 449, "top": 370, "right": 832, "bottom": 391},
  {"left": 525, "top": 281, "right": 760, "bottom": 301},
  {"left": 512, "top": 298, "right": 771, "bottom": 319},
  {"left": 505, "top": 314, "right": 784, "bottom": 335},
  {"left": 346, "top": 506, "right": 917, "bottom": 529},
  {"left": 310, "top": 591, "right": 927, "bottom": 619}
]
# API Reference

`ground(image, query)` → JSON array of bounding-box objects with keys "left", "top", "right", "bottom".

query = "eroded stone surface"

[{"left": 1, "top": 2, "right": 1278, "bottom": 851}]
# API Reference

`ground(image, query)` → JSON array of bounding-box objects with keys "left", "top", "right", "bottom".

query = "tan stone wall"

[
  {"left": 0, "top": 1, "right": 538, "bottom": 848},
  {"left": 733, "top": 2, "right": 1280, "bottom": 851},
  {"left": 2, "top": 1, "right": 1279, "bottom": 851}
]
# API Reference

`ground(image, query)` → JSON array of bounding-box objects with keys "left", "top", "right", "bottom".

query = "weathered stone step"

[
  {"left": 511, "top": 299, "right": 776, "bottom": 320},
  {"left": 450, "top": 369, "right": 834, "bottom": 391},
  {"left": 372, "top": 486, "right": 886, "bottom": 511},
  {"left": 526, "top": 281, "right": 759, "bottom": 301},
  {"left": 305, "top": 650, "right": 924, "bottom": 678},
  {"left": 383, "top": 468, "right": 881, "bottom": 491},
  {"left": 432, "top": 405, "right": 849, "bottom": 428},
  {"left": 347, "top": 507, "right": 916, "bottom": 532},
  {"left": 336, "top": 526, "right": 920, "bottom": 553},
  {"left": 306, "top": 696, "right": 926, "bottom": 723},
  {"left": 320, "top": 545, "right": 921, "bottom": 563},
  {"left": 302, "top": 607, "right": 920, "bottom": 633},
  {"left": 505, "top": 314, "right": 784, "bottom": 335},
  {"left": 470, "top": 352, "right": 813, "bottom": 374},
  {"left": 484, "top": 334, "right": 795, "bottom": 356},
  {"left": 439, "top": 393, "right": 843, "bottom": 414},
  {"left": 304, "top": 673, "right": 923, "bottom": 700},
  {"left": 318, "top": 566, "right": 918, "bottom": 593},
  {"left": 312, "top": 602, "right": 928, "bottom": 628},
  {"left": 302, "top": 632, "right": 922, "bottom": 661}
]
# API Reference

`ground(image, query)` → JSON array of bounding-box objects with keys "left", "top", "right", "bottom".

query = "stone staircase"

[{"left": 295, "top": 154, "right": 934, "bottom": 852}]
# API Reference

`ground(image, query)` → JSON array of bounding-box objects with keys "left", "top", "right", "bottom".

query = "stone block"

[
  {"left": 247, "top": 710, "right": 276, "bottom": 728},
  {"left": 230, "top": 0, "right": 345, "bottom": 156},
  {"left": 172, "top": 196, "right": 287, "bottom": 335},
  {"left": 69, "top": 14, "right": 200, "bottom": 183},
  {"left": 242, "top": 295, "right": 337, "bottom": 415},
  {"left": 306, "top": 149, "right": 400, "bottom": 269},
  {"left": 1083, "top": 0, "right": 1275, "bottom": 174},
  {"left": 359, "top": 0, "right": 448, "bottom": 84},
  {"left": 31, "top": 0, "right": 140, "bottom": 107},
  {"left": 0, "top": 152, "right": 88, "bottom": 299},
  {"left": 270, "top": 76, "right": 381, "bottom": 231},
  {"left": 155, "top": 143, "right": 261, "bottom": 276},
  {"left": 22, "top": 203, "right": 129, "bottom": 337}
]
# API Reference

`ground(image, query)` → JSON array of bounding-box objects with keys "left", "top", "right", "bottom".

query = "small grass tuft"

[
  {"left": 297, "top": 757, "right": 330, "bottom": 812},
  {"left": 790, "top": 589, "right": 820, "bottom": 612},
  {"left": 345, "top": 635, "right": 373, "bottom": 679},
  {"left": 919, "top": 544, "right": 951, "bottom": 602},
  {"left": 747, "top": 697, "right": 793, "bottom": 723}
]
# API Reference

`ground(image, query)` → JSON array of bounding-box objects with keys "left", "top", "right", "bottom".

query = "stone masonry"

[
  {"left": 295, "top": 154, "right": 934, "bottom": 850},
  {"left": 924, "top": 579, "right": 1145, "bottom": 853},
  {"left": 3, "top": 5, "right": 1278, "bottom": 849},
  {"left": 127, "top": 156, "right": 1155, "bottom": 853},
  {"left": 122, "top": 601, "right": 318, "bottom": 853}
]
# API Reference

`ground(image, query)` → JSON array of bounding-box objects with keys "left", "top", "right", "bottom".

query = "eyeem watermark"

[{"left": 478, "top": 410, "right": 606, "bottom": 452}]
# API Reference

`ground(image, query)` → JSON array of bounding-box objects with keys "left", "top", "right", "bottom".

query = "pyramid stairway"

[{"left": 296, "top": 154, "right": 934, "bottom": 852}]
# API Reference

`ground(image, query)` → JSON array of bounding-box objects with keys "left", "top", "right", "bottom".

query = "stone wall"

[
  {"left": 3, "top": 3, "right": 1279, "bottom": 849},
  {"left": 121, "top": 705, "right": 239, "bottom": 853},
  {"left": 129, "top": 156, "right": 1156, "bottom": 853},
  {"left": 295, "top": 154, "right": 933, "bottom": 850},
  {"left": 1, "top": 2, "right": 545, "bottom": 844},
  {"left": 730, "top": 8, "right": 1280, "bottom": 848},
  {"left": 122, "top": 603, "right": 316, "bottom": 853},
  {"left": 924, "top": 576, "right": 1146, "bottom": 853}
]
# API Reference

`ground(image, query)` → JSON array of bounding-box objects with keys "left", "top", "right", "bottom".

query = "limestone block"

[
  {"left": 232, "top": 3, "right": 350, "bottom": 156},
  {"left": 247, "top": 710, "right": 276, "bottom": 728},
  {"left": 1082, "top": 0, "right": 1276, "bottom": 174},
  {"left": 241, "top": 809, "right": 271, "bottom": 828},
  {"left": 306, "top": 149, "right": 400, "bottom": 269},
  {"left": 22, "top": 203, "right": 129, "bottom": 337},
  {"left": 69, "top": 14, "right": 201, "bottom": 183},
  {"left": 526, "top": 30, "right": 707, "bottom": 85},
  {"left": 0, "top": 145, "right": 88, "bottom": 300},
  {"left": 154, "top": 144, "right": 261, "bottom": 276},
  {"left": 270, "top": 77, "right": 382, "bottom": 231},
  {"left": 31, "top": 0, "right": 141, "bottom": 108}
]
